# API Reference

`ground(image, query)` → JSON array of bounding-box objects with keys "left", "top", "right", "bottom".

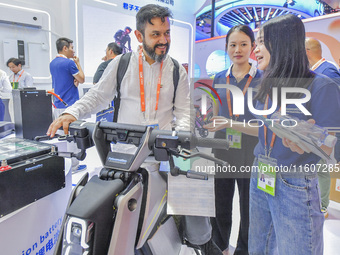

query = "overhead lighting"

[
  {"left": 94, "top": 0, "right": 117, "bottom": 7},
  {"left": 253, "top": 7, "right": 259, "bottom": 21},
  {"left": 265, "top": 8, "right": 272, "bottom": 20},
  {"left": 286, "top": 0, "right": 296, "bottom": 6},
  {"left": 199, "top": 19, "right": 206, "bottom": 27}
]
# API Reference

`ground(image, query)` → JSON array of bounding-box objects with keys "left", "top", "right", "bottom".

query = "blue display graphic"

[
  {"left": 194, "top": 63, "right": 201, "bottom": 78},
  {"left": 206, "top": 50, "right": 230, "bottom": 79}
]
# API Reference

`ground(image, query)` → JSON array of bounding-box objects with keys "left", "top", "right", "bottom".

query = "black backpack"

[{"left": 113, "top": 52, "right": 180, "bottom": 122}]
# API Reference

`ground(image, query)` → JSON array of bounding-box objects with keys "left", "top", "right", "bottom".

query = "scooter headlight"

[{"left": 62, "top": 217, "right": 94, "bottom": 255}]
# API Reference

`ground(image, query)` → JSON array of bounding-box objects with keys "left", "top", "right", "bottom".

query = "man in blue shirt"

[
  {"left": 50, "top": 37, "right": 85, "bottom": 172},
  {"left": 50, "top": 37, "right": 85, "bottom": 114},
  {"left": 305, "top": 37, "right": 340, "bottom": 218},
  {"left": 306, "top": 37, "right": 340, "bottom": 80}
]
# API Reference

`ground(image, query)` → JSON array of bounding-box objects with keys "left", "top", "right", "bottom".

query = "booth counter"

[{"left": 0, "top": 138, "right": 72, "bottom": 255}]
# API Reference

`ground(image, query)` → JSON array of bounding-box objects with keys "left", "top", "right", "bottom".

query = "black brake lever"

[
  {"left": 37, "top": 134, "right": 86, "bottom": 160},
  {"left": 172, "top": 148, "right": 229, "bottom": 167},
  {"left": 170, "top": 166, "right": 208, "bottom": 180},
  {"left": 57, "top": 134, "right": 76, "bottom": 143},
  {"left": 34, "top": 134, "right": 61, "bottom": 141},
  {"left": 55, "top": 149, "right": 86, "bottom": 160}
]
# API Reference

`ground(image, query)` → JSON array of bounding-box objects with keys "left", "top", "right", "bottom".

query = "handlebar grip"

[
  {"left": 196, "top": 137, "right": 229, "bottom": 150},
  {"left": 98, "top": 122, "right": 147, "bottom": 133},
  {"left": 34, "top": 134, "right": 60, "bottom": 141},
  {"left": 186, "top": 170, "right": 208, "bottom": 180}
]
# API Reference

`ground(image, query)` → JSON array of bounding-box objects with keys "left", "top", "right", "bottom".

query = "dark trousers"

[
  {"left": 211, "top": 130, "right": 257, "bottom": 254},
  {"left": 211, "top": 178, "right": 249, "bottom": 255}
]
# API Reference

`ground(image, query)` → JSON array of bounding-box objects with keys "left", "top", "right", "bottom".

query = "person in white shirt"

[
  {"left": 48, "top": 5, "right": 191, "bottom": 134},
  {"left": 48, "top": 4, "right": 221, "bottom": 255},
  {"left": 6, "top": 58, "right": 34, "bottom": 89},
  {"left": 0, "top": 69, "right": 12, "bottom": 121}
]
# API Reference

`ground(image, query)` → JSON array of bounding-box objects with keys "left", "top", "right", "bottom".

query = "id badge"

[
  {"left": 139, "top": 112, "right": 159, "bottom": 129},
  {"left": 145, "top": 120, "right": 159, "bottom": 130},
  {"left": 11, "top": 82, "right": 19, "bottom": 89},
  {"left": 140, "top": 112, "right": 159, "bottom": 130},
  {"left": 257, "top": 154, "right": 277, "bottom": 196},
  {"left": 226, "top": 128, "right": 242, "bottom": 149}
]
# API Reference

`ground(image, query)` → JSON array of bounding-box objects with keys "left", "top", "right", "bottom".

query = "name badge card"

[
  {"left": 226, "top": 128, "right": 242, "bottom": 149},
  {"left": 257, "top": 154, "right": 277, "bottom": 196}
]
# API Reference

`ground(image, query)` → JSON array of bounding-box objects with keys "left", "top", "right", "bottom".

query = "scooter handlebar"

[
  {"left": 196, "top": 137, "right": 229, "bottom": 150},
  {"left": 149, "top": 129, "right": 229, "bottom": 150},
  {"left": 68, "top": 121, "right": 229, "bottom": 155}
]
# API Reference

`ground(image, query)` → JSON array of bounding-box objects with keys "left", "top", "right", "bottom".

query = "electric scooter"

[{"left": 50, "top": 121, "right": 229, "bottom": 255}]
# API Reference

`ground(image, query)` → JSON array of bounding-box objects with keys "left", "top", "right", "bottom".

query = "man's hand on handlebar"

[{"left": 47, "top": 113, "right": 77, "bottom": 137}]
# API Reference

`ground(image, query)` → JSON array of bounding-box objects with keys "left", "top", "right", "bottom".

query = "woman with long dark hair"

[
  {"left": 250, "top": 14, "right": 340, "bottom": 254},
  {"left": 206, "top": 14, "right": 340, "bottom": 254}
]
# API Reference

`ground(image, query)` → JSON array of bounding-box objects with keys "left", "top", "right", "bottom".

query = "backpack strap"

[
  {"left": 171, "top": 57, "right": 180, "bottom": 105},
  {"left": 113, "top": 52, "right": 132, "bottom": 122},
  {"left": 113, "top": 53, "right": 179, "bottom": 122}
]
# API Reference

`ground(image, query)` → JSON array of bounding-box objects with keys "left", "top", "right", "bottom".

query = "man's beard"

[{"left": 143, "top": 41, "right": 170, "bottom": 63}]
